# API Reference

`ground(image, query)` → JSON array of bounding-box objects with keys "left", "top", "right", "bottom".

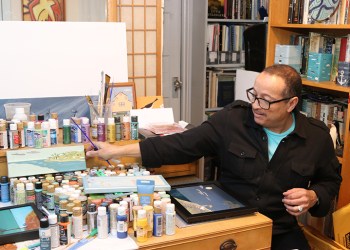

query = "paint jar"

[{"left": 4, "top": 103, "right": 31, "bottom": 120}]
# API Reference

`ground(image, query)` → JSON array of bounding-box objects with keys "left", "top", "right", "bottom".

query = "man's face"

[{"left": 251, "top": 72, "right": 295, "bottom": 133}]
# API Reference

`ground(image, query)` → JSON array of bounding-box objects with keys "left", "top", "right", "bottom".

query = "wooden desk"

[{"left": 132, "top": 212, "right": 272, "bottom": 250}]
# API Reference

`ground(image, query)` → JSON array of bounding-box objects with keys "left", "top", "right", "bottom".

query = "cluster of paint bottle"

[{"left": 0, "top": 112, "right": 59, "bottom": 150}]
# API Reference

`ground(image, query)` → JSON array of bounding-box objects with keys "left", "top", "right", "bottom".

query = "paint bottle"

[
  {"left": 17, "top": 122, "right": 25, "bottom": 147},
  {"left": 0, "top": 176, "right": 10, "bottom": 203},
  {"left": 34, "top": 122, "right": 43, "bottom": 149},
  {"left": 117, "top": 206, "right": 128, "bottom": 239},
  {"left": 132, "top": 206, "right": 142, "bottom": 237},
  {"left": 81, "top": 117, "right": 91, "bottom": 143},
  {"left": 16, "top": 182, "right": 26, "bottom": 205},
  {"left": 109, "top": 203, "right": 119, "bottom": 236},
  {"left": 66, "top": 203, "right": 74, "bottom": 236},
  {"left": 97, "top": 206, "right": 108, "bottom": 239},
  {"left": 41, "top": 121, "right": 51, "bottom": 147},
  {"left": 26, "top": 121, "right": 35, "bottom": 147},
  {"left": 49, "top": 119, "right": 58, "bottom": 145},
  {"left": 71, "top": 117, "right": 82, "bottom": 143},
  {"left": 121, "top": 115, "right": 131, "bottom": 140},
  {"left": 48, "top": 214, "right": 60, "bottom": 249},
  {"left": 25, "top": 182, "right": 35, "bottom": 203},
  {"left": 165, "top": 203, "right": 176, "bottom": 235},
  {"left": 50, "top": 112, "right": 59, "bottom": 136},
  {"left": 9, "top": 123, "right": 19, "bottom": 149},
  {"left": 23, "top": 121, "right": 28, "bottom": 146},
  {"left": 114, "top": 116, "right": 122, "bottom": 141},
  {"left": 136, "top": 209, "right": 148, "bottom": 242},
  {"left": 97, "top": 118, "right": 106, "bottom": 142},
  {"left": 0, "top": 123, "right": 8, "bottom": 149},
  {"left": 153, "top": 200, "right": 163, "bottom": 237},
  {"left": 91, "top": 118, "right": 98, "bottom": 140},
  {"left": 130, "top": 116, "right": 139, "bottom": 140},
  {"left": 46, "top": 185, "right": 55, "bottom": 211},
  {"left": 72, "top": 207, "right": 83, "bottom": 239},
  {"left": 62, "top": 119, "right": 71, "bottom": 144},
  {"left": 39, "top": 217, "right": 51, "bottom": 250},
  {"left": 59, "top": 213, "right": 71, "bottom": 245},
  {"left": 87, "top": 203, "right": 98, "bottom": 234},
  {"left": 13, "top": 107, "right": 28, "bottom": 121},
  {"left": 107, "top": 117, "right": 116, "bottom": 143},
  {"left": 9, "top": 178, "right": 17, "bottom": 203},
  {"left": 143, "top": 205, "right": 154, "bottom": 238},
  {"left": 35, "top": 182, "right": 43, "bottom": 210}
]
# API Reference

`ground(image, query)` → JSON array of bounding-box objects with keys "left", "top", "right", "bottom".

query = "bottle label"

[{"left": 50, "top": 129, "right": 57, "bottom": 144}]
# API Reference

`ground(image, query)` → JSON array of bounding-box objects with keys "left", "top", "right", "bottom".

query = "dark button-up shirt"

[{"left": 140, "top": 100, "right": 342, "bottom": 235}]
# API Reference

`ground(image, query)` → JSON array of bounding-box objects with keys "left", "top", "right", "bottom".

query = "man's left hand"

[{"left": 282, "top": 188, "right": 318, "bottom": 216}]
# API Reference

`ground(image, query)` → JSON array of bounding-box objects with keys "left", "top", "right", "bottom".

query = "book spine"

[{"left": 287, "top": 0, "right": 294, "bottom": 23}]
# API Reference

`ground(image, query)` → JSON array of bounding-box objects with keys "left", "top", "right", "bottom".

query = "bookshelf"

[
  {"left": 266, "top": 0, "right": 350, "bottom": 209},
  {"left": 205, "top": 1, "right": 266, "bottom": 118}
]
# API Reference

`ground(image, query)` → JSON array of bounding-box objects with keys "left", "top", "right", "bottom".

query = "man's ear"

[{"left": 287, "top": 96, "right": 299, "bottom": 112}]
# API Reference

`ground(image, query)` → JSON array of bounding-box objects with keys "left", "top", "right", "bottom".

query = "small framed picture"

[
  {"left": 22, "top": 0, "right": 65, "bottom": 21},
  {"left": 108, "top": 82, "right": 137, "bottom": 113}
]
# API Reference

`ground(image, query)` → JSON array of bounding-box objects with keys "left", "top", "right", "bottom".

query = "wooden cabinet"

[
  {"left": 265, "top": 0, "right": 350, "bottom": 209},
  {"left": 133, "top": 212, "right": 272, "bottom": 250}
]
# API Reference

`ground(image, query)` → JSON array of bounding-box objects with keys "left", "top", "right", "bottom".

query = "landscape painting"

[{"left": 6, "top": 145, "right": 86, "bottom": 177}]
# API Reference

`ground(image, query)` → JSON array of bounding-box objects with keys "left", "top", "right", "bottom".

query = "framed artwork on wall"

[
  {"left": 108, "top": 82, "right": 137, "bottom": 113},
  {"left": 22, "top": 0, "right": 65, "bottom": 21}
]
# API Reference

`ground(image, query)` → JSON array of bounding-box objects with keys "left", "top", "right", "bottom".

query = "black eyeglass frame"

[{"left": 246, "top": 87, "right": 295, "bottom": 110}]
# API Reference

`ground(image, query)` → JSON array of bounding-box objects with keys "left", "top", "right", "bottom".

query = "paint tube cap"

[
  {"left": 137, "top": 209, "right": 146, "bottom": 219},
  {"left": 35, "top": 182, "right": 42, "bottom": 189},
  {"left": 108, "top": 118, "right": 115, "bottom": 125},
  {"left": 131, "top": 116, "right": 138, "bottom": 122},
  {"left": 1, "top": 176, "right": 8, "bottom": 183},
  {"left": 114, "top": 116, "right": 121, "bottom": 123},
  {"left": 37, "top": 114, "right": 45, "bottom": 121},
  {"left": 25, "top": 182, "right": 34, "bottom": 190},
  {"left": 117, "top": 206, "right": 126, "bottom": 216},
  {"left": 98, "top": 206, "right": 106, "bottom": 216},
  {"left": 166, "top": 203, "right": 175, "bottom": 213},
  {"left": 63, "top": 119, "right": 70, "bottom": 126},
  {"left": 48, "top": 214, "right": 57, "bottom": 224},
  {"left": 40, "top": 217, "right": 49, "bottom": 228},
  {"left": 60, "top": 213, "right": 69, "bottom": 223},
  {"left": 88, "top": 203, "right": 97, "bottom": 212}
]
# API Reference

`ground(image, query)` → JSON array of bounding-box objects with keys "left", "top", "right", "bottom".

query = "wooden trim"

[{"left": 156, "top": 0, "right": 162, "bottom": 95}]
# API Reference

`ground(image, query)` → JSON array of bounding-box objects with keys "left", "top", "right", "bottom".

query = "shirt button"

[
  {"left": 256, "top": 196, "right": 260, "bottom": 201},
  {"left": 262, "top": 136, "right": 267, "bottom": 141},
  {"left": 240, "top": 151, "right": 245, "bottom": 156}
]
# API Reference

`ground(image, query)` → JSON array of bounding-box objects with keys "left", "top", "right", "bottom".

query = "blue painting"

[{"left": 6, "top": 145, "right": 86, "bottom": 177}]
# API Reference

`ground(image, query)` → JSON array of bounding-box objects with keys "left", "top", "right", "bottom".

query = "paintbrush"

[
  {"left": 70, "top": 117, "right": 112, "bottom": 166},
  {"left": 85, "top": 95, "right": 99, "bottom": 118}
]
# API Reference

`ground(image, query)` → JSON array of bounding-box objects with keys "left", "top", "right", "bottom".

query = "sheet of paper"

[
  {"left": 235, "top": 69, "right": 260, "bottom": 102},
  {"left": 130, "top": 108, "right": 174, "bottom": 128}
]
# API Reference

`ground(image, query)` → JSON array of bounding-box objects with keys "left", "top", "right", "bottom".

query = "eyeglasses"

[{"left": 246, "top": 87, "right": 294, "bottom": 110}]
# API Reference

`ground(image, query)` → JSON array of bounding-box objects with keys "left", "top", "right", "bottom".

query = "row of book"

[
  {"left": 301, "top": 93, "right": 347, "bottom": 148},
  {"left": 205, "top": 69, "right": 236, "bottom": 109},
  {"left": 208, "top": 0, "right": 269, "bottom": 20},
  {"left": 289, "top": 32, "right": 350, "bottom": 82},
  {"left": 288, "top": 0, "right": 350, "bottom": 25},
  {"left": 207, "top": 24, "right": 246, "bottom": 53}
]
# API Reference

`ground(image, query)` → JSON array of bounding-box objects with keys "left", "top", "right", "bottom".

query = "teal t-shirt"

[{"left": 263, "top": 114, "right": 295, "bottom": 161}]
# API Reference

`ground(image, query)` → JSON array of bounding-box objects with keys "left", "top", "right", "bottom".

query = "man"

[{"left": 86, "top": 64, "right": 341, "bottom": 249}]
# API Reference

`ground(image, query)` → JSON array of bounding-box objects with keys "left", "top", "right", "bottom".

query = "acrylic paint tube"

[
  {"left": 35, "top": 181, "right": 43, "bottom": 210},
  {"left": 132, "top": 205, "right": 142, "bottom": 237},
  {"left": 59, "top": 213, "right": 71, "bottom": 245},
  {"left": 136, "top": 209, "right": 148, "bottom": 242},
  {"left": 81, "top": 117, "right": 91, "bottom": 143},
  {"left": 122, "top": 115, "right": 130, "bottom": 140},
  {"left": 49, "top": 119, "right": 57, "bottom": 145},
  {"left": 143, "top": 205, "right": 154, "bottom": 238},
  {"left": 107, "top": 117, "right": 116, "bottom": 143},
  {"left": 109, "top": 203, "right": 119, "bottom": 236},
  {"left": 97, "top": 118, "right": 106, "bottom": 142},
  {"left": 136, "top": 179, "right": 155, "bottom": 206},
  {"left": 50, "top": 112, "right": 59, "bottom": 136},
  {"left": 71, "top": 118, "right": 82, "bottom": 143},
  {"left": 72, "top": 207, "right": 83, "bottom": 239},
  {"left": 48, "top": 214, "right": 60, "bottom": 248},
  {"left": 33, "top": 122, "right": 43, "bottom": 149},
  {"left": 153, "top": 200, "right": 163, "bottom": 237},
  {"left": 41, "top": 121, "right": 51, "bottom": 147},
  {"left": 39, "top": 217, "right": 51, "bottom": 250},
  {"left": 9, "top": 123, "right": 19, "bottom": 149},
  {"left": 17, "top": 122, "right": 25, "bottom": 147},
  {"left": 114, "top": 116, "right": 122, "bottom": 141}
]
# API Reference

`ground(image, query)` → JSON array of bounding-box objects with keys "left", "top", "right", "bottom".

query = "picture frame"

[
  {"left": 0, "top": 203, "right": 43, "bottom": 245},
  {"left": 22, "top": 0, "right": 65, "bottom": 21},
  {"left": 108, "top": 82, "right": 137, "bottom": 113},
  {"left": 168, "top": 181, "right": 257, "bottom": 224}
]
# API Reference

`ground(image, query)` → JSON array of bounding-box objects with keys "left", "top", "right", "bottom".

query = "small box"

[
  {"left": 275, "top": 45, "right": 301, "bottom": 58},
  {"left": 207, "top": 51, "right": 218, "bottom": 64},
  {"left": 307, "top": 53, "right": 332, "bottom": 82},
  {"left": 337, "top": 62, "right": 350, "bottom": 86},
  {"left": 218, "top": 51, "right": 230, "bottom": 64}
]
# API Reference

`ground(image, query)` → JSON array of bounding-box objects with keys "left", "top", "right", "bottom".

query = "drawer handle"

[{"left": 220, "top": 239, "right": 237, "bottom": 250}]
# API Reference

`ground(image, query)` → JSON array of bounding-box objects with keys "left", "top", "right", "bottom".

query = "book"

[
  {"left": 217, "top": 74, "right": 236, "bottom": 107},
  {"left": 208, "top": 0, "right": 225, "bottom": 19},
  {"left": 288, "top": 0, "right": 294, "bottom": 23}
]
